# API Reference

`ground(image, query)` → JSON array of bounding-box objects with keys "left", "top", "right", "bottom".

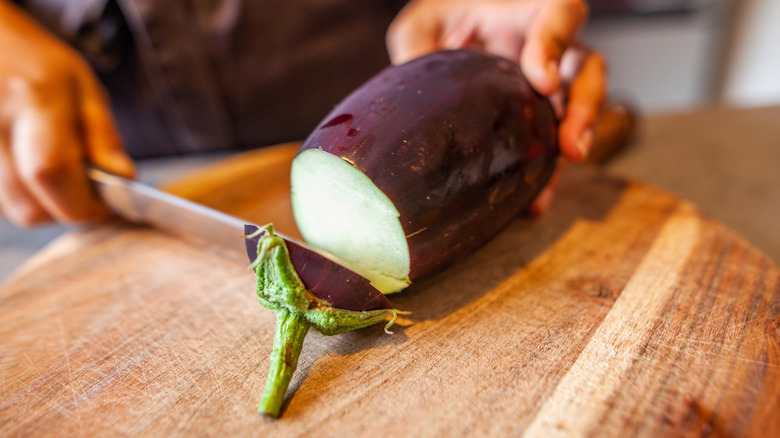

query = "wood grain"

[{"left": 0, "top": 143, "right": 777, "bottom": 437}]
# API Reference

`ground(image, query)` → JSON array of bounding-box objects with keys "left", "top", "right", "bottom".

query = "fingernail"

[{"left": 577, "top": 127, "right": 594, "bottom": 160}]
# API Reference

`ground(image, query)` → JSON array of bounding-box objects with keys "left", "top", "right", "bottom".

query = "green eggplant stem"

[
  {"left": 246, "top": 224, "right": 402, "bottom": 418},
  {"left": 258, "top": 308, "right": 310, "bottom": 417}
]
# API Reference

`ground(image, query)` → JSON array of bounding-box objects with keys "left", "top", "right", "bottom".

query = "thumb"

[
  {"left": 77, "top": 68, "right": 135, "bottom": 179},
  {"left": 520, "top": 0, "right": 589, "bottom": 95}
]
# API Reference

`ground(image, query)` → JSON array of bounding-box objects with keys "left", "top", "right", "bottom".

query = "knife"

[{"left": 87, "top": 166, "right": 392, "bottom": 311}]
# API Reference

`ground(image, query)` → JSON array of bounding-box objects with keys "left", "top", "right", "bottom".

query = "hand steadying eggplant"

[{"left": 245, "top": 49, "right": 558, "bottom": 417}]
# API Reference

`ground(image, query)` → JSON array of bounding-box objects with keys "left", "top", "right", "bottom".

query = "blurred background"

[
  {"left": 584, "top": 0, "right": 779, "bottom": 111},
  {"left": 2, "top": 0, "right": 779, "bottom": 282}
]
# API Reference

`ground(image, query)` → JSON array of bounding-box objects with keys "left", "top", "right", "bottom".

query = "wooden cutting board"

[{"left": 1, "top": 143, "right": 778, "bottom": 437}]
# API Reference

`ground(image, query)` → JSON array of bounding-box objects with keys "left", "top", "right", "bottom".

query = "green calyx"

[{"left": 247, "top": 225, "right": 402, "bottom": 417}]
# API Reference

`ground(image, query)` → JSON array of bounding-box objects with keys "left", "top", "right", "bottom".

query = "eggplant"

[
  {"left": 249, "top": 49, "right": 558, "bottom": 417},
  {"left": 291, "top": 49, "right": 558, "bottom": 294}
]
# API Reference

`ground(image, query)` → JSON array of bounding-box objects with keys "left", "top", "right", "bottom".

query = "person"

[{"left": 0, "top": 0, "right": 606, "bottom": 227}]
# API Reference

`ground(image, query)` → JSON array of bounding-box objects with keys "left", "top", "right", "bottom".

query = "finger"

[
  {"left": 558, "top": 51, "right": 607, "bottom": 161},
  {"left": 520, "top": 0, "right": 589, "bottom": 95},
  {"left": 386, "top": 2, "right": 443, "bottom": 65},
  {"left": 462, "top": 2, "right": 527, "bottom": 61},
  {"left": 528, "top": 157, "right": 567, "bottom": 216},
  {"left": 12, "top": 94, "right": 110, "bottom": 224},
  {"left": 76, "top": 66, "right": 135, "bottom": 179},
  {"left": 481, "top": 26, "right": 523, "bottom": 62},
  {"left": 441, "top": 15, "right": 478, "bottom": 51},
  {"left": 0, "top": 133, "right": 51, "bottom": 226}
]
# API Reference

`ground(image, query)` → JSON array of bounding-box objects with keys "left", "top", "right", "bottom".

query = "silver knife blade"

[
  {"left": 88, "top": 167, "right": 392, "bottom": 311},
  {"left": 88, "top": 166, "right": 248, "bottom": 258}
]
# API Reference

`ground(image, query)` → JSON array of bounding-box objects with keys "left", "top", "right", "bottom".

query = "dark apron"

[{"left": 19, "top": 0, "right": 407, "bottom": 158}]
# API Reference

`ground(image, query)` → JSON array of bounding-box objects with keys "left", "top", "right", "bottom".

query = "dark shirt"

[{"left": 20, "top": 0, "right": 407, "bottom": 158}]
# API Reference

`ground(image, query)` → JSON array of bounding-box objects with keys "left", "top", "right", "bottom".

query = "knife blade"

[{"left": 88, "top": 167, "right": 392, "bottom": 311}]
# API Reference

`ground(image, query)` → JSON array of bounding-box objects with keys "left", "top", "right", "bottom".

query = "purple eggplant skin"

[{"left": 297, "top": 49, "right": 559, "bottom": 282}]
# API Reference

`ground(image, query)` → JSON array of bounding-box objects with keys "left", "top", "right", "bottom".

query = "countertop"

[{"left": 604, "top": 104, "right": 779, "bottom": 264}]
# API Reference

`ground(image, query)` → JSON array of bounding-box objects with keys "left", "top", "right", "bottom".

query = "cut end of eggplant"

[{"left": 291, "top": 149, "right": 411, "bottom": 294}]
